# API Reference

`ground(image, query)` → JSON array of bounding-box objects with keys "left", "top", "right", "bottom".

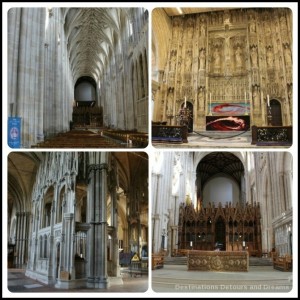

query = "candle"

[
  {"left": 190, "top": 241, "right": 193, "bottom": 247},
  {"left": 210, "top": 93, "right": 212, "bottom": 106},
  {"left": 243, "top": 241, "right": 245, "bottom": 247},
  {"left": 184, "top": 96, "right": 187, "bottom": 108},
  {"left": 245, "top": 92, "right": 247, "bottom": 104},
  {"left": 267, "top": 94, "right": 270, "bottom": 107}
]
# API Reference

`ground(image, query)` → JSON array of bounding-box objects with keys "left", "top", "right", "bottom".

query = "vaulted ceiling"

[
  {"left": 196, "top": 152, "right": 244, "bottom": 186},
  {"left": 63, "top": 8, "right": 129, "bottom": 83},
  {"left": 8, "top": 152, "right": 43, "bottom": 213}
]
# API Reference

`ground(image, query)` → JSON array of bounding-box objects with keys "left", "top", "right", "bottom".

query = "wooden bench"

[
  {"left": 152, "top": 254, "right": 164, "bottom": 270},
  {"left": 273, "top": 254, "right": 292, "bottom": 271}
]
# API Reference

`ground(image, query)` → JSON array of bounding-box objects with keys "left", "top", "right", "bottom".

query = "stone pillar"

[
  {"left": 32, "top": 201, "right": 40, "bottom": 271},
  {"left": 7, "top": 8, "right": 21, "bottom": 116},
  {"left": 87, "top": 154, "right": 109, "bottom": 288},
  {"left": 152, "top": 173, "right": 161, "bottom": 253},
  {"left": 110, "top": 185, "right": 121, "bottom": 278},
  {"left": 63, "top": 213, "right": 75, "bottom": 278},
  {"left": 48, "top": 184, "right": 58, "bottom": 281},
  {"left": 123, "top": 227, "right": 129, "bottom": 253},
  {"left": 59, "top": 193, "right": 66, "bottom": 276},
  {"left": 15, "top": 212, "right": 22, "bottom": 268},
  {"left": 167, "top": 209, "right": 172, "bottom": 256}
]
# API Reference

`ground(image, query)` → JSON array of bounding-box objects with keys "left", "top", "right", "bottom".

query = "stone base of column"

[
  {"left": 87, "top": 277, "right": 110, "bottom": 289},
  {"left": 109, "top": 276, "right": 123, "bottom": 286},
  {"left": 55, "top": 278, "right": 86, "bottom": 289}
]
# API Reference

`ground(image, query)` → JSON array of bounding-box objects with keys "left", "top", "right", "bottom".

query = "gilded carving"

[
  {"left": 157, "top": 8, "right": 292, "bottom": 130},
  {"left": 187, "top": 250, "right": 249, "bottom": 272}
]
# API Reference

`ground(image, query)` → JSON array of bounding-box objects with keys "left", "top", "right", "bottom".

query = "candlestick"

[{"left": 209, "top": 93, "right": 212, "bottom": 115}]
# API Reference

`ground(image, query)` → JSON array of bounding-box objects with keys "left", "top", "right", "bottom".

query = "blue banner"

[{"left": 8, "top": 117, "right": 21, "bottom": 148}]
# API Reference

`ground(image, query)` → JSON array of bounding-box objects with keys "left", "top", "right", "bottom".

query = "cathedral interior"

[
  {"left": 151, "top": 151, "right": 294, "bottom": 292},
  {"left": 151, "top": 7, "right": 293, "bottom": 147},
  {"left": 4, "top": 4, "right": 296, "bottom": 296},
  {"left": 7, "top": 7, "right": 148, "bottom": 148},
  {"left": 152, "top": 152, "right": 292, "bottom": 257},
  {"left": 7, "top": 152, "right": 148, "bottom": 290}
]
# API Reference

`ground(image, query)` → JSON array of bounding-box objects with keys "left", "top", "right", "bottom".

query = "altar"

[{"left": 187, "top": 250, "right": 249, "bottom": 272}]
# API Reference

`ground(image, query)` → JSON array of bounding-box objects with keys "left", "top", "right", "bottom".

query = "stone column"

[
  {"left": 48, "top": 184, "right": 58, "bottom": 281},
  {"left": 87, "top": 154, "right": 109, "bottom": 288},
  {"left": 32, "top": 201, "right": 40, "bottom": 271},
  {"left": 152, "top": 173, "right": 161, "bottom": 253},
  {"left": 7, "top": 8, "right": 21, "bottom": 116},
  {"left": 110, "top": 184, "right": 121, "bottom": 277},
  {"left": 63, "top": 213, "right": 75, "bottom": 278},
  {"left": 15, "top": 212, "right": 22, "bottom": 268}
]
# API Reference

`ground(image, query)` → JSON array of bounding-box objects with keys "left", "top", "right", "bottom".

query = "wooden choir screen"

[
  {"left": 178, "top": 202, "right": 262, "bottom": 257},
  {"left": 72, "top": 106, "right": 103, "bottom": 128}
]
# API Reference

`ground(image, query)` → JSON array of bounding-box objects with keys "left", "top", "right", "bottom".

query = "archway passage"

[
  {"left": 270, "top": 99, "right": 283, "bottom": 126},
  {"left": 215, "top": 216, "right": 226, "bottom": 250},
  {"left": 196, "top": 152, "right": 244, "bottom": 208},
  {"left": 177, "top": 152, "right": 262, "bottom": 255}
]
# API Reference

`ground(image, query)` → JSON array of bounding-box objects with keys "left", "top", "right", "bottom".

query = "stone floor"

[
  {"left": 5, "top": 268, "right": 148, "bottom": 295},
  {"left": 152, "top": 265, "right": 294, "bottom": 295},
  {"left": 4, "top": 265, "right": 297, "bottom": 297}
]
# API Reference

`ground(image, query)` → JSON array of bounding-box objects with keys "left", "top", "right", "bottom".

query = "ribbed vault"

[{"left": 64, "top": 8, "right": 126, "bottom": 83}]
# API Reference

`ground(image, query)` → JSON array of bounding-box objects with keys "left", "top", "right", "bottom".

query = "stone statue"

[
  {"left": 167, "top": 90, "right": 173, "bottom": 111},
  {"left": 170, "top": 52, "right": 177, "bottom": 71},
  {"left": 283, "top": 45, "right": 292, "bottom": 66},
  {"left": 198, "top": 87, "right": 205, "bottom": 110},
  {"left": 249, "top": 20, "right": 256, "bottom": 33},
  {"left": 187, "top": 24, "right": 193, "bottom": 39},
  {"left": 185, "top": 51, "right": 192, "bottom": 72},
  {"left": 200, "top": 23, "right": 206, "bottom": 37},
  {"left": 199, "top": 49, "right": 206, "bottom": 70},
  {"left": 172, "top": 153, "right": 182, "bottom": 196},
  {"left": 235, "top": 46, "right": 243, "bottom": 68},
  {"left": 252, "top": 85, "right": 260, "bottom": 107},
  {"left": 266, "top": 48, "right": 274, "bottom": 68},
  {"left": 280, "top": 16, "right": 286, "bottom": 29},
  {"left": 250, "top": 47, "right": 258, "bottom": 68},
  {"left": 264, "top": 21, "right": 271, "bottom": 34},
  {"left": 213, "top": 47, "right": 221, "bottom": 71}
]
